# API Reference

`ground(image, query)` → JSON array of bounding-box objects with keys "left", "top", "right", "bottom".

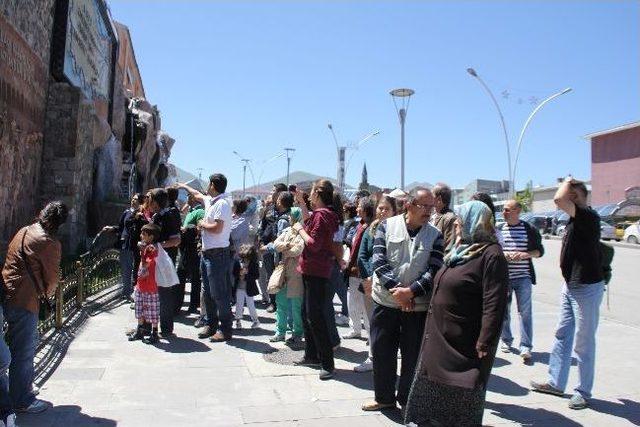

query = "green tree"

[{"left": 515, "top": 187, "right": 533, "bottom": 212}]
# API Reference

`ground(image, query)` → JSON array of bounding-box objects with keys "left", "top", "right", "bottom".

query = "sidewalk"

[{"left": 17, "top": 290, "right": 640, "bottom": 426}]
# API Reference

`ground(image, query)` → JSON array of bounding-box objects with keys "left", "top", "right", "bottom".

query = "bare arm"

[
  {"left": 200, "top": 219, "right": 225, "bottom": 234},
  {"left": 177, "top": 182, "right": 205, "bottom": 204},
  {"left": 554, "top": 179, "right": 576, "bottom": 218}
]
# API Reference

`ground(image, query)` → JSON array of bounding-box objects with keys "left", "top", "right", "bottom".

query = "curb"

[{"left": 543, "top": 234, "right": 640, "bottom": 250}]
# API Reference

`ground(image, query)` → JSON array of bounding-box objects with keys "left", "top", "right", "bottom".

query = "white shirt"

[{"left": 201, "top": 194, "right": 233, "bottom": 250}]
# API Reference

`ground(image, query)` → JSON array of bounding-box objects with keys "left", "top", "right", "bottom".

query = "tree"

[{"left": 515, "top": 186, "right": 533, "bottom": 212}]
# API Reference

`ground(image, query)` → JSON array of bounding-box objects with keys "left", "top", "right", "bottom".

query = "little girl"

[
  {"left": 128, "top": 224, "right": 161, "bottom": 344},
  {"left": 234, "top": 244, "right": 261, "bottom": 329}
]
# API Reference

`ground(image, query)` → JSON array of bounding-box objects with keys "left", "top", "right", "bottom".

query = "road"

[{"left": 532, "top": 238, "right": 639, "bottom": 328}]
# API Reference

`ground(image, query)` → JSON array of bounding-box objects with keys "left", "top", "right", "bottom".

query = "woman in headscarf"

[{"left": 405, "top": 200, "right": 509, "bottom": 426}]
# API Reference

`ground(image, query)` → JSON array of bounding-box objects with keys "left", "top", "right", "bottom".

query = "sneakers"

[
  {"left": 198, "top": 326, "right": 215, "bottom": 339},
  {"left": 521, "top": 349, "right": 532, "bottom": 364},
  {"left": 335, "top": 314, "right": 350, "bottom": 326},
  {"left": 16, "top": 398, "right": 49, "bottom": 414},
  {"left": 209, "top": 331, "right": 231, "bottom": 342},
  {"left": 319, "top": 369, "right": 334, "bottom": 380},
  {"left": 235, "top": 319, "right": 243, "bottom": 329},
  {"left": 286, "top": 335, "right": 302, "bottom": 345},
  {"left": 530, "top": 380, "right": 564, "bottom": 396},
  {"left": 294, "top": 357, "right": 320, "bottom": 367},
  {"left": 354, "top": 357, "right": 373, "bottom": 373},
  {"left": 269, "top": 334, "right": 286, "bottom": 342},
  {"left": 568, "top": 394, "right": 588, "bottom": 410},
  {"left": 127, "top": 326, "right": 145, "bottom": 341},
  {"left": 266, "top": 304, "right": 276, "bottom": 313},
  {"left": 1, "top": 413, "right": 17, "bottom": 427},
  {"left": 500, "top": 341, "right": 512, "bottom": 353},
  {"left": 342, "top": 330, "right": 362, "bottom": 339},
  {"left": 250, "top": 320, "right": 261, "bottom": 329}
]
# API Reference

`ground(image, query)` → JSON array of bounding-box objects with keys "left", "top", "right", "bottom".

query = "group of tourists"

[{"left": 0, "top": 172, "right": 608, "bottom": 426}]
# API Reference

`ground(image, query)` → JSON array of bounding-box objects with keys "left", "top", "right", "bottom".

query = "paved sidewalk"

[{"left": 17, "top": 288, "right": 640, "bottom": 426}]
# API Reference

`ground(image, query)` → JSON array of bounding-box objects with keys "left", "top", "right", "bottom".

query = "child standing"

[
  {"left": 234, "top": 244, "right": 261, "bottom": 329},
  {"left": 128, "top": 224, "right": 161, "bottom": 344}
]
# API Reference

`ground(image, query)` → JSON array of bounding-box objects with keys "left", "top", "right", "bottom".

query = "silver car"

[{"left": 556, "top": 221, "right": 618, "bottom": 241}]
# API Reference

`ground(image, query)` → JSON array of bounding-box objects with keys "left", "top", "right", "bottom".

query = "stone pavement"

[{"left": 17, "top": 287, "right": 640, "bottom": 427}]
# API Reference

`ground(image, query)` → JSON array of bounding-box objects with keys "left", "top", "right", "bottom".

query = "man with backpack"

[{"left": 531, "top": 177, "right": 606, "bottom": 410}]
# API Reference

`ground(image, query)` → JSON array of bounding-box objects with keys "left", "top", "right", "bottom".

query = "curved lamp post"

[{"left": 390, "top": 88, "right": 415, "bottom": 190}]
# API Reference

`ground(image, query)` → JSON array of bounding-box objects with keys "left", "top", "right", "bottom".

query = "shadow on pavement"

[
  {"left": 589, "top": 397, "right": 640, "bottom": 425},
  {"left": 334, "top": 346, "right": 369, "bottom": 363},
  {"left": 488, "top": 374, "right": 530, "bottom": 397},
  {"left": 18, "top": 404, "right": 116, "bottom": 427},
  {"left": 256, "top": 315, "right": 276, "bottom": 324},
  {"left": 155, "top": 336, "right": 211, "bottom": 353},
  {"left": 485, "top": 401, "right": 583, "bottom": 426},
  {"left": 226, "top": 337, "right": 278, "bottom": 354},
  {"left": 492, "top": 356, "right": 511, "bottom": 368},
  {"left": 233, "top": 327, "right": 272, "bottom": 337},
  {"left": 333, "top": 368, "right": 374, "bottom": 391}
]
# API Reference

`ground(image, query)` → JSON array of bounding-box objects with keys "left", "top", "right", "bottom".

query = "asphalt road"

[{"left": 532, "top": 238, "right": 639, "bottom": 328}]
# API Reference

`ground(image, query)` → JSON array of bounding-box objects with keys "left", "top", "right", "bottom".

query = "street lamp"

[
  {"left": 257, "top": 152, "right": 285, "bottom": 191},
  {"left": 467, "top": 68, "right": 513, "bottom": 195},
  {"left": 390, "top": 88, "right": 414, "bottom": 190},
  {"left": 328, "top": 124, "right": 380, "bottom": 193},
  {"left": 511, "top": 87, "right": 572, "bottom": 191},
  {"left": 232, "top": 151, "right": 253, "bottom": 196},
  {"left": 284, "top": 147, "right": 296, "bottom": 186},
  {"left": 467, "top": 67, "right": 572, "bottom": 196}
]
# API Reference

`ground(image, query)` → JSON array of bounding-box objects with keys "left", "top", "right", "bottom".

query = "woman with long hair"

[{"left": 292, "top": 180, "right": 341, "bottom": 380}]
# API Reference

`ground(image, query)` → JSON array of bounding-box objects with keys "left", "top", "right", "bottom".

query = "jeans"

[
  {"left": 501, "top": 276, "right": 533, "bottom": 352},
  {"left": 548, "top": 281, "right": 604, "bottom": 399},
  {"left": 158, "top": 286, "right": 176, "bottom": 334},
  {"left": 201, "top": 248, "right": 233, "bottom": 337},
  {"left": 275, "top": 290, "right": 303, "bottom": 337},
  {"left": 0, "top": 305, "right": 14, "bottom": 420},
  {"left": 235, "top": 289, "right": 258, "bottom": 322},
  {"left": 0, "top": 305, "right": 38, "bottom": 412},
  {"left": 370, "top": 302, "right": 426, "bottom": 406},
  {"left": 119, "top": 249, "right": 134, "bottom": 298},
  {"left": 302, "top": 275, "right": 335, "bottom": 371},
  {"left": 323, "top": 267, "right": 340, "bottom": 347}
]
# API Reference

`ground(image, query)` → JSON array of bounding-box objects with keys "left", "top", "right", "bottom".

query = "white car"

[{"left": 624, "top": 221, "right": 640, "bottom": 244}]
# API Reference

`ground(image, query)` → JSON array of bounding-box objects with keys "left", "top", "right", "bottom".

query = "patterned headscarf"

[
  {"left": 444, "top": 200, "right": 496, "bottom": 267},
  {"left": 290, "top": 207, "right": 302, "bottom": 224}
]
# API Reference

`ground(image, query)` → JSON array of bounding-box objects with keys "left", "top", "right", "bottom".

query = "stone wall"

[{"left": 0, "top": 0, "right": 56, "bottom": 65}]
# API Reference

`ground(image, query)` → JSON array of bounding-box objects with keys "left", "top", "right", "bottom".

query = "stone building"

[{"left": 0, "top": 0, "right": 175, "bottom": 256}]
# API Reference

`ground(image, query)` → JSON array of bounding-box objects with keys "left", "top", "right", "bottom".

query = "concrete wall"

[{"left": 591, "top": 126, "right": 640, "bottom": 205}]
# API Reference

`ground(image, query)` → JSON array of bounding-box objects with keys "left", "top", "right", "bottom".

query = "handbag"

[
  {"left": 267, "top": 262, "right": 286, "bottom": 294},
  {"left": 20, "top": 228, "right": 55, "bottom": 317}
]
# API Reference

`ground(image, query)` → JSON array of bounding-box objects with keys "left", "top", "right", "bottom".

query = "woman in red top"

[
  {"left": 128, "top": 224, "right": 161, "bottom": 344},
  {"left": 292, "top": 180, "right": 341, "bottom": 380}
]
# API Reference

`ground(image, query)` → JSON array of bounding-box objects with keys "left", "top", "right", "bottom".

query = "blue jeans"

[
  {"left": 501, "top": 276, "right": 533, "bottom": 352},
  {"left": 0, "top": 305, "right": 14, "bottom": 419},
  {"left": 0, "top": 305, "right": 38, "bottom": 412},
  {"left": 120, "top": 249, "right": 134, "bottom": 298},
  {"left": 548, "top": 282, "right": 604, "bottom": 399},
  {"left": 201, "top": 248, "right": 233, "bottom": 337}
]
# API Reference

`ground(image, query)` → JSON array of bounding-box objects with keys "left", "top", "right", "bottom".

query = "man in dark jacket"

[{"left": 498, "top": 199, "right": 544, "bottom": 363}]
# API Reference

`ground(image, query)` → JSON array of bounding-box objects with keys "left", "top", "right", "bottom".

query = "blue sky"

[{"left": 109, "top": 1, "right": 639, "bottom": 191}]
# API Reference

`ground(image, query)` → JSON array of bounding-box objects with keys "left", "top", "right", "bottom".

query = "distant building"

[
  {"left": 585, "top": 121, "right": 640, "bottom": 205},
  {"left": 530, "top": 181, "right": 591, "bottom": 213},
  {"left": 359, "top": 163, "right": 369, "bottom": 191},
  {"left": 453, "top": 179, "right": 510, "bottom": 208}
]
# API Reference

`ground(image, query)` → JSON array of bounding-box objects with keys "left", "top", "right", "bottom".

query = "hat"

[{"left": 386, "top": 188, "right": 408, "bottom": 199}]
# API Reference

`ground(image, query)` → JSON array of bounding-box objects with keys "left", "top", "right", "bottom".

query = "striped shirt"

[
  {"left": 371, "top": 221, "right": 445, "bottom": 297},
  {"left": 501, "top": 221, "right": 531, "bottom": 279}
]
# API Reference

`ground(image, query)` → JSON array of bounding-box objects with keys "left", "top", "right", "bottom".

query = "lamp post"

[
  {"left": 390, "top": 88, "right": 414, "bottom": 190},
  {"left": 467, "top": 68, "right": 572, "bottom": 196},
  {"left": 328, "top": 124, "right": 380, "bottom": 193},
  {"left": 511, "top": 87, "right": 572, "bottom": 191},
  {"left": 233, "top": 151, "right": 252, "bottom": 196},
  {"left": 284, "top": 147, "right": 296, "bottom": 186}
]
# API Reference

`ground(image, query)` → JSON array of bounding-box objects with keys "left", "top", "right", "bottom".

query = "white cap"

[{"left": 386, "top": 188, "right": 408, "bottom": 199}]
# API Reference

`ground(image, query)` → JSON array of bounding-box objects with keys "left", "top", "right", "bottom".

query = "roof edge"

[{"left": 583, "top": 121, "right": 640, "bottom": 140}]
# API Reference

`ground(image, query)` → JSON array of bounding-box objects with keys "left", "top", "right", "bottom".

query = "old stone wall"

[{"left": 0, "top": 0, "right": 55, "bottom": 250}]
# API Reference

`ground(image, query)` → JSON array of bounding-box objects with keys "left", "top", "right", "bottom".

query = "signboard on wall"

[{"left": 55, "top": 0, "right": 116, "bottom": 121}]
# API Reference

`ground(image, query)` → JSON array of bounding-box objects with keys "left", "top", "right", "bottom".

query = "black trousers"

[
  {"left": 177, "top": 253, "right": 201, "bottom": 312},
  {"left": 370, "top": 302, "right": 426, "bottom": 406},
  {"left": 158, "top": 286, "right": 176, "bottom": 334},
  {"left": 263, "top": 252, "right": 276, "bottom": 308},
  {"left": 302, "top": 274, "right": 334, "bottom": 372}
]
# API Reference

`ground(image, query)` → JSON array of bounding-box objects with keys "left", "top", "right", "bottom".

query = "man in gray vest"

[{"left": 362, "top": 187, "right": 445, "bottom": 413}]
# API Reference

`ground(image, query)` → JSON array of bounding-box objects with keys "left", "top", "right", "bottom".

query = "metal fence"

[{"left": 38, "top": 249, "right": 121, "bottom": 335}]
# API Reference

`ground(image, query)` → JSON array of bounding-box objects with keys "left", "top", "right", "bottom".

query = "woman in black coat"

[{"left": 405, "top": 200, "right": 509, "bottom": 427}]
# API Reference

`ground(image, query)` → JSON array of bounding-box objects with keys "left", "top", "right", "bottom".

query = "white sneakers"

[
  {"left": 342, "top": 330, "right": 362, "bottom": 339},
  {"left": 250, "top": 320, "right": 261, "bottom": 329},
  {"left": 354, "top": 357, "right": 373, "bottom": 372},
  {"left": 1, "top": 413, "right": 17, "bottom": 427}
]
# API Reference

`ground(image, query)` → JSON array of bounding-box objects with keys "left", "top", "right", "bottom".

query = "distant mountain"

[
  {"left": 172, "top": 165, "right": 207, "bottom": 191},
  {"left": 238, "top": 171, "right": 353, "bottom": 195}
]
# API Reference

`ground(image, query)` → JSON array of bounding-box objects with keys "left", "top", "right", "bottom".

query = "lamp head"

[{"left": 466, "top": 68, "right": 478, "bottom": 77}]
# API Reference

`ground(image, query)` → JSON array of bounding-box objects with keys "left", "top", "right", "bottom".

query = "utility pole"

[{"left": 284, "top": 148, "right": 296, "bottom": 186}]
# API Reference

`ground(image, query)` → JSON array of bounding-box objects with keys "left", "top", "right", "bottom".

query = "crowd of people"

[{"left": 0, "top": 173, "right": 608, "bottom": 426}]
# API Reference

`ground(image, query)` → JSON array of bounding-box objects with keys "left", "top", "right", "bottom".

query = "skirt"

[{"left": 405, "top": 375, "right": 486, "bottom": 427}]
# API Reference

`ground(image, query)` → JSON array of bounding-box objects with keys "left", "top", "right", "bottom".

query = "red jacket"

[{"left": 298, "top": 208, "right": 339, "bottom": 279}]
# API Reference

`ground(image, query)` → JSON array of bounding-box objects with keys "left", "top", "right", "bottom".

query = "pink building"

[{"left": 585, "top": 122, "right": 640, "bottom": 205}]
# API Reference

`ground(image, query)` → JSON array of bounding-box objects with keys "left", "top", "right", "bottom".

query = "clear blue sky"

[{"left": 109, "top": 1, "right": 639, "bottom": 192}]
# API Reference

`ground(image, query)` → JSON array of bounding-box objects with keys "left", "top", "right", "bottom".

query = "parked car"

[
  {"left": 556, "top": 221, "right": 619, "bottom": 241},
  {"left": 624, "top": 221, "right": 640, "bottom": 244}
]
